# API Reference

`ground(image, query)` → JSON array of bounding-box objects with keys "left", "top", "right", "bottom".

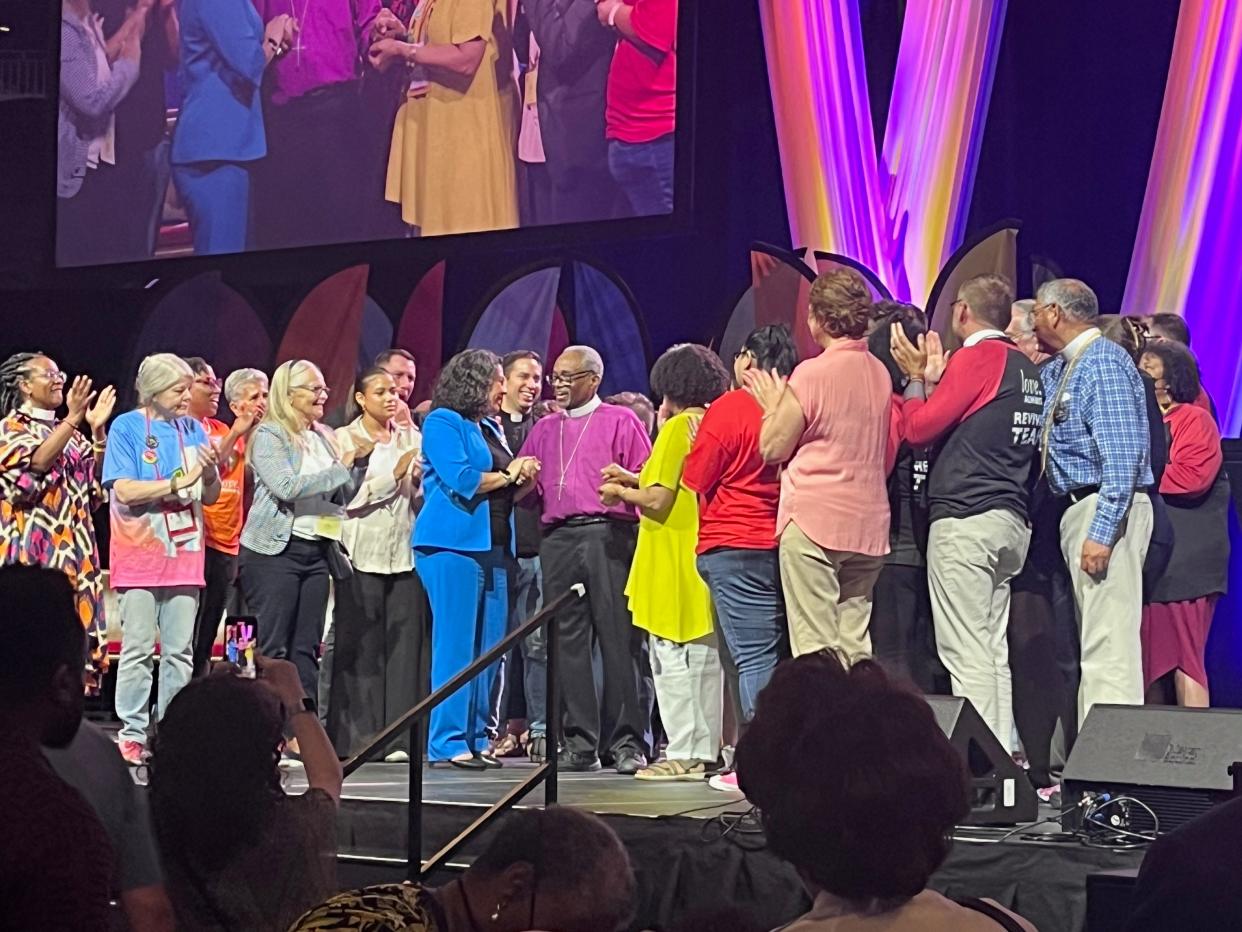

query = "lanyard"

[
  {"left": 143, "top": 409, "right": 188, "bottom": 481},
  {"left": 1039, "top": 330, "right": 1102, "bottom": 476}
]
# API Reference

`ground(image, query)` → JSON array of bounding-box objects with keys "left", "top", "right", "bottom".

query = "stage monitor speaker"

[
  {"left": 1062, "top": 704, "right": 1242, "bottom": 835},
  {"left": 924, "top": 695, "right": 1037, "bottom": 825}
]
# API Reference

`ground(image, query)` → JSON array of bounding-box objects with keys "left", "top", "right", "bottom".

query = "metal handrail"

[{"left": 342, "top": 582, "right": 585, "bottom": 881}]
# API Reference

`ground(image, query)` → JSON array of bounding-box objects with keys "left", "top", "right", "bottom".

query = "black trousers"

[
  {"left": 540, "top": 520, "right": 652, "bottom": 759},
  {"left": 239, "top": 538, "right": 330, "bottom": 701},
  {"left": 327, "top": 569, "right": 430, "bottom": 757},
  {"left": 871, "top": 563, "right": 947, "bottom": 694},
  {"left": 191, "top": 547, "right": 239, "bottom": 677},
  {"left": 251, "top": 82, "right": 363, "bottom": 251}
]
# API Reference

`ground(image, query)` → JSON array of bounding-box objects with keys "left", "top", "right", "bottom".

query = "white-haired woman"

[
  {"left": 239, "top": 360, "right": 372, "bottom": 705},
  {"left": 188, "top": 364, "right": 270, "bottom": 676},
  {"left": 103, "top": 353, "right": 222, "bottom": 765}
]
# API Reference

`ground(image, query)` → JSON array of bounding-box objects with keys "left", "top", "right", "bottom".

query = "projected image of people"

[{"left": 54, "top": 0, "right": 679, "bottom": 266}]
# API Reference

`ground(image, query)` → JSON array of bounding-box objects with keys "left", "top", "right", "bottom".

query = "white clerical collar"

[
  {"left": 1060, "top": 327, "right": 1101, "bottom": 361},
  {"left": 963, "top": 328, "right": 1007, "bottom": 347},
  {"left": 564, "top": 395, "right": 602, "bottom": 418},
  {"left": 504, "top": 408, "right": 528, "bottom": 423},
  {"left": 19, "top": 402, "right": 57, "bottom": 422}
]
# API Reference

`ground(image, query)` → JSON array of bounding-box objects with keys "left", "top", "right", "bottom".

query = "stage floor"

[
  {"left": 284, "top": 758, "right": 747, "bottom": 820},
  {"left": 278, "top": 759, "right": 1143, "bottom": 931}
]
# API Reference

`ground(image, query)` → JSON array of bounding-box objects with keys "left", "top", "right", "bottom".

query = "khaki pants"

[
  {"left": 779, "top": 521, "right": 883, "bottom": 663},
  {"left": 927, "top": 510, "right": 1031, "bottom": 746},
  {"left": 1060, "top": 492, "right": 1153, "bottom": 724}
]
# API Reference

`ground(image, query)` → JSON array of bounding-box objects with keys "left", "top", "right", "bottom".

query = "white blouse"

[
  {"left": 291, "top": 430, "right": 347, "bottom": 540},
  {"left": 335, "top": 419, "right": 422, "bottom": 575}
]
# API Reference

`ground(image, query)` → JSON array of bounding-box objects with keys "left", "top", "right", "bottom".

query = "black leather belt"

[
  {"left": 1066, "top": 485, "right": 1101, "bottom": 504},
  {"left": 545, "top": 515, "right": 626, "bottom": 535}
]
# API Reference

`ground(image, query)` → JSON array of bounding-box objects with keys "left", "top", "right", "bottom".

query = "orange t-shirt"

[{"left": 201, "top": 418, "right": 246, "bottom": 555}]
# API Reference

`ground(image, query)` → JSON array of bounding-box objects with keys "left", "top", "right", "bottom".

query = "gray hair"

[
  {"left": 561, "top": 345, "right": 604, "bottom": 378},
  {"left": 224, "top": 368, "right": 269, "bottom": 404},
  {"left": 135, "top": 353, "right": 194, "bottom": 405},
  {"left": 1010, "top": 299, "right": 1036, "bottom": 335},
  {"left": 1036, "top": 278, "right": 1099, "bottom": 323}
]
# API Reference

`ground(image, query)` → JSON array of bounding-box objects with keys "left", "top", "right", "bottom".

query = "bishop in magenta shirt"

[
  {"left": 252, "top": 0, "right": 379, "bottom": 104},
  {"left": 520, "top": 395, "right": 652, "bottom": 525}
]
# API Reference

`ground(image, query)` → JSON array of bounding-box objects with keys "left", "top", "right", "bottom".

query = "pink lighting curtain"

[
  {"left": 759, "top": 0, "right": 1008, "bottom": 303},
  {"left": 1122, "top": 1, "right": 1242, "bottom": 432}
]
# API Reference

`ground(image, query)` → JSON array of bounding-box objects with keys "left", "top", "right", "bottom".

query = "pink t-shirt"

[{"left": 779, "top": 340, "right": 891, "bottom": 557}]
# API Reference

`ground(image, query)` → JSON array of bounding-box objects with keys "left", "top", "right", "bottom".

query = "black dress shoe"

[
  {"left": 479, "top": 750, "right": 503, "bottom": 769},
  {"left": 613, "top": 748, "right": 648, "bottom": 775},
  {"left": 449, "top": 754, "right": 489, "bottom": 771},
  {"left": 558, "top": 750, "right": 602, "bottom": 772}
]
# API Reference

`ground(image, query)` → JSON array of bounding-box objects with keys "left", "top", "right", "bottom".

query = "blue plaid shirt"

[{"left": 1041, "top": 331, "right": 1153, "bottom": 545}]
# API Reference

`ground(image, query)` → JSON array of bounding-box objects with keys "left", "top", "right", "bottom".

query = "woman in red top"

[{"left": 1138, "top": 341, "right": 1229, "bottom": 707}]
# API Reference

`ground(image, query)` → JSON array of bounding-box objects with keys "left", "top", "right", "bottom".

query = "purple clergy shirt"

[
  {"left": 253, "top": 0, "right": 379, "bottom": 104},
  {"left": 521, "top": 401, "right": 652, "bottom": 526}
]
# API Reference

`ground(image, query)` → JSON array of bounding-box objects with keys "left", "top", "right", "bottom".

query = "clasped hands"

[
  {"left": 598, "top": 462, "right": 637, "bottom": 506},
  {"left": 368, "top": 9, "right": 412, "bottom": 71}
]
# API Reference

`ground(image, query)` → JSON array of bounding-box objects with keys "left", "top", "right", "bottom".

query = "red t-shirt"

[
  {"left": 682, "top": 389, "right": 781, "bottom": 554},
  {"left": 605, "top": 0, "right": 678, "bottom": 144}
]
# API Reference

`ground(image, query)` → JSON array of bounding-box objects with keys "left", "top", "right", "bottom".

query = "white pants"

[
  {"left": 927, "top": 510, "right": 1030, "bottom": 746},
  {"left": 650, "top": 632, "right": 723, "bottom": 763},
  {"left": 1060, "top": 492, "right": 1153, "bottom": 724}
]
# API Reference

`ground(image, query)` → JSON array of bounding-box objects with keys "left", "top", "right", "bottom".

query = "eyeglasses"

[
  {"left": 292, "top": 384, "right": 330, "bottom": 398},
  {"left": 23, "top": 367, "right": 66, "bottom": 383},
  {"left": 194, "top": 377, "right": 223, "bottom": 389},
  {"left": 546, "top": 370, "right": 595, "bottom": 386}
]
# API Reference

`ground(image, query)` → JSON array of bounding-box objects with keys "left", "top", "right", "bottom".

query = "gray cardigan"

[
  {"left": 240, "top": 423, "right": 364, "bottom": 556},
  {"left": 58, "top": 12, "right": 139, "bottom": 199}
]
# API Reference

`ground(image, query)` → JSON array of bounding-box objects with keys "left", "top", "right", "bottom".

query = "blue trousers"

[
  {"left": 417, "top": 546, "right": 510, "bottom": 761},
  {"left": 608, "top": 133, "right": 675, "bottom": 217},
  {"left": 172, "top": 161, "right": 251, "bottom": 256},
  {"left": 697, "top": 548, "right": 789, "bottom": 723}
]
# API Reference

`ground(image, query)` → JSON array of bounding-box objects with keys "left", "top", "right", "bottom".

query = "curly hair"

[
  {"left": 867, "top": 303, "right": 928, "bottom": 394},
  {"left": 148, "top": 674, "right": 286, "bottom": 874},
  {"left": 809, "top": 268, "right": 873, "bottom": 339},
  {"left": 0, "top": 351, "right": 45, "bottom": 415},
  {"left": 431, "top": 349, "right": 502, "bottom": 420},
  {"left": 736, "top": 653, "right": 969, "bottom": 904},
  {"left": 649, "top": 344, "right": 729, "bottom": 409},
  {"left": 741, "top": 324, "right": 799, "bottom": 377},
  {"left": 1142, "top": 340, "right": 1201, "bottom": 405}
]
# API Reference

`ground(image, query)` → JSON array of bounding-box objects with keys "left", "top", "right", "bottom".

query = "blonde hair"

[
  {"left": 265, "top": 359, "right": 335, "bottom": 449},
  {"left": 135, "top": 353, "right": 194, "bottom": 406}
]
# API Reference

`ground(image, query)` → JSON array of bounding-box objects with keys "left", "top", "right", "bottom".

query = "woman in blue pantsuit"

[
  {"left": 416, "top": 350, "right": 540, "bottom": 768},
  {"left": 172, "top": 0, "right": 294, "bottom": 255}
]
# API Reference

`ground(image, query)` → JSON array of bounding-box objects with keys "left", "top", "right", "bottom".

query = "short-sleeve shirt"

[
  {"left": 44, "top": 720, "right": 163, "bottom": 893},
  {"left": 605, "top": 0, "right": 677, "bottom": 143},
  {"left": 682, "top": 388, "right": 780, "bottom": 554},
  {"left": 781, "top": 341, "right": 892, "bottom": 557},
  {"left": 103, "top": 410, "right": 211, "bottom": 588},
  {"left": 624, "top": 411, "right": 713, "bottom": 643},
  {"left": 200, "top": 417, "right": 246, "bottom": 555}
]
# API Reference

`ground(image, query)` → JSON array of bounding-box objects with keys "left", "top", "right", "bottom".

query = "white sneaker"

[
  {"left": 708, "top": 771, "right": 741, "bottom": 793},
  {"left": 384, "top": 750, "right": 411, "bottom": 763}
]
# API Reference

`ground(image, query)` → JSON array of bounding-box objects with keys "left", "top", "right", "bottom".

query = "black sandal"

[{"left": 449, "top": 753, "right": 488, "bottom": 771}]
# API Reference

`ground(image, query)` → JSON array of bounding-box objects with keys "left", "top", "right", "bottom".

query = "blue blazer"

[
  {"left": 414, "top": 409, "right": 515, "bottom": 555},
  {"left": 172, "top": 0, "right": 267, "bottom": 165}
]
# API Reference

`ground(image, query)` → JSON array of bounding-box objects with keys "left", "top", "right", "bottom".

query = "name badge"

[
  {"left": 164, "top": 505, "right": 198, "bottom": 546},
  {"left": 315, "top": 515, "right": 343, "bottom": 540}
]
